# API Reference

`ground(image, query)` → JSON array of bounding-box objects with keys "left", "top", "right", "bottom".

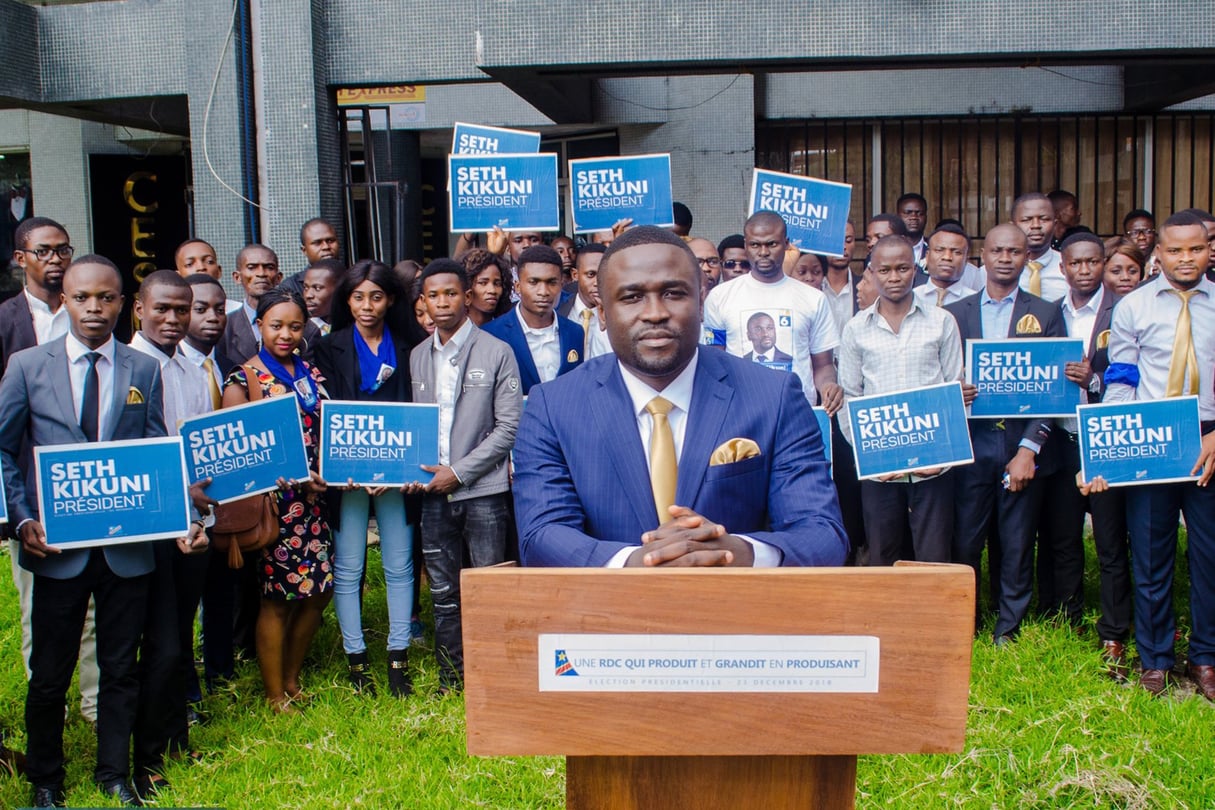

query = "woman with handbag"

[
  {"left": 221, "top": 288, "right": 333, "bottom": 713},
  {"left": 313, "top": 260, "right": 417, "bottom": 698}
]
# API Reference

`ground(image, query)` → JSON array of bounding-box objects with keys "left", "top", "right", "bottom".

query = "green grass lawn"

[{"left": 0, "top": 536, "right": 1211, "bottom": 809}]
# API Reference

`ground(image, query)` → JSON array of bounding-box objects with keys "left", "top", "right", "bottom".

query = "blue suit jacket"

[
  {"left": 0, "top": 336, "right": 166, "bottom": 579},
  {"left": 481, "top": 309, "right": 583, "bottom": 395},
  {"left": 513, "top": 348, "right": 848, "bottom": 567}
]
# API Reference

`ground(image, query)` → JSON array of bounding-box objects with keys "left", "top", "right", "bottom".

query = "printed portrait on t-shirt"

[{"left": 740, "top": 309, "right": 794, "bottom": 372}]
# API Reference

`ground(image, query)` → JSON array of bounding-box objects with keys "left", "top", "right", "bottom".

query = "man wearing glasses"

[
  {"left": 716, "top": 234, "right": 750, "bottom": 281},
  {"left": 686, "top": 237, "right": 721, "bottom": 293}
]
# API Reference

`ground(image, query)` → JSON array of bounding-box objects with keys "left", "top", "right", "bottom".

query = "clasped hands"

[{"left": 625, "top": 506, "right": 755, "bottom": 568}]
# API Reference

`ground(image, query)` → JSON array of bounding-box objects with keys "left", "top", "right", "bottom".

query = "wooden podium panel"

[{"left": 463, "top": 564, "right": 973, "bottom": 758}]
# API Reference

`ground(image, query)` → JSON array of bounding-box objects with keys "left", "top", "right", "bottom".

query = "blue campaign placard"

[
  {"left": 178, "top": 395, "right": 310, "bottom": 505},
  {"left": 846, "top": 382, "right": 974, "bottom": 480},
  {"left": 569, "top": 154, "right": 674, "bottom": 233},
  {"left": 748, "top": 169, "right": 853, "bottom": 257},
  {"left": 319, "top": 401, "right": 440, "bottom": 487},
  {"left": 966, "top": 338, "right": 1086, "bottom": 418},
  {"left": 35, "top": 437, "right": 190, "bottom": 548},
  {"left": 451, "top": 122, "right": 541, "bottom": 155},
  {"left": 812, "top": 406, "right": 832, "bottom": 472},
  {"left": 1078, "top": 397, "right": 1203, "bottom": 487},
  {"left": 448, "top": 153, "right": 560, "bottom": 233}
]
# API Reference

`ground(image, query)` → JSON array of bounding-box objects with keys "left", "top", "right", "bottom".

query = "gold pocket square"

[
  {"left": 1015, "top": 314, "right": 1042, "bottom": 335},
  {"left": 126, "top": 386, "right": 144, "bottom": 405},
  {"left": 710, "top": 438, "right": 761, "bottom": 466},
  {"left": 1095, "top": 329, "right": 1110, "bottom": 350}
]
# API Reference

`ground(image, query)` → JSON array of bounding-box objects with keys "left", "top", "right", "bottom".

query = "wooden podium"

[{"left": 462, "top": 564, "right": 974, "bottom": 810}]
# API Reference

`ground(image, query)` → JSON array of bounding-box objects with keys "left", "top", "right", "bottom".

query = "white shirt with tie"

[
  {"left": 65, "top": 333, "right": 117, "bottom": 439},
  {"left": 178, "top": 340, "right": 224, "bottom": 393},
  {"left": 1017, "top": 248, "right": 1065, "bottom": 302},
  {"left": 129, "top": 332, "right": 210, "bottom": 435},
  {"left": 603, "top": 354, "right": 780, "bottom": 568},
  {"left": 570, "top": 296, "right": 613, "bottom": 359}
]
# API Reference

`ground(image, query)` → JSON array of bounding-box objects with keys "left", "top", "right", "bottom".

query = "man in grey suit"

[
  {"left": 0, "top": 255, "right": 179, "bottom": 807},
  {"left": 406, "top": 258, "right": 522, "bottom": 693}
]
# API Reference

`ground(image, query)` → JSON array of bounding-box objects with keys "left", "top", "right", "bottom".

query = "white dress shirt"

[
  {"left": 837, "top": 297, "right": 964, "bottom": 472},
  {"left": 178, "top": 340, "right": 224, "bottom": 392},
  {"left": 515, "top": 305, "right": 561, "bottom": 383},
  {"left": 25, "top": 288, "right": 69, "bottom": 345},
  {"left": 604, "top": 354, "right": 780, "bottom": 568},
  {"left": 431, "top": 318, "right": 474, "bottom": 465},
  {"left": 1061, "top": 284, "right": 1103, "bottom": 351},
  {"left": 570, "top": 296, "right": 613, "bottom": 359},
  {"left": 822, "top": 274, "right": 854, "bottom": 341},
  {"left": 1106, "top": 274, "right": 1215, "bottom": 420},
  {"left": 65, "top": 333, "right": 116, "bottom": 439},
  {"left": 129, "top": 332, "right": 210, "bottom": 434},
  {"left": 1058, "top": 285, "right": 1105, "bottom": 432}
]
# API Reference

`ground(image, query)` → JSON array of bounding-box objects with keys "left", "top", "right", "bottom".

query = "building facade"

[{"left": 1, "top": 0, "right": 1212, "bottom": 294}]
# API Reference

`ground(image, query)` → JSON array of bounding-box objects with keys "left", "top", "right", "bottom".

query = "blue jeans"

[
  {"left": 333, "top": 489, "right": 415, "bottom": 654},
  {"left": 421, "top": 493, "right": 509, "bottom": 687}
]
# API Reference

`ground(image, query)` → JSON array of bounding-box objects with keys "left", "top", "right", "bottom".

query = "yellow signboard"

[{"left": 335, "top": 85, "right": 426, "bottom": 106}]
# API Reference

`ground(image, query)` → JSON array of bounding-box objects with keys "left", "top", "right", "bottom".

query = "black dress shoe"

[
  {"left": 32, "top": 785, "right": 66, "bottom": 807},
  {"left": 134, "top": 772, "right": 170, "bottom": 803},
  {"left": 98, "top": 779, "right": 143, "bottom": 807}
]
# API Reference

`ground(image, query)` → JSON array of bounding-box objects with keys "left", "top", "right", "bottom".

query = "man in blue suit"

[
  {"left": 0, "top": 256, "right": 183, "bottom": 807},
  {"left": 482, "top": 244, "right": 583, "bottom": 394},
  {"left": 513, "top": 226, "right": 847, "bottom": 568}
]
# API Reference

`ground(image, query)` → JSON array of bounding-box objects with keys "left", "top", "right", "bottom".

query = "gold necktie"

[
  {"left": 936, "top": 286, "right": 947, "bottom": 307},
  {"left": 203, "top": 357, "right": 222, "bottom": 410},
  {"left": 1026, "top": 260, "right": 1043, "bottom": 296},
  {"left": 580, "top": 308, "right": 593, "bottom": 358},
  {"left": 645, "top": 397, "right": 677, "bottom": 523},
  {"left": 1166, "top": 289, "right": 1199, "bottom": 397}
]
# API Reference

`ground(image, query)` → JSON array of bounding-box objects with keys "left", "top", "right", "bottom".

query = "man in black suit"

[
  {"left": 946, "top": 223, "right": 1066, "bottom": 645},
  {"left": 179, "top": 274, "right": 254, "bottom": 689},
  {"left": 1047, "top": 233, "right": 1130, "bottom": 677},
  {"left": 1034, "top": 233, "right": 1118, "bottom": 631}
]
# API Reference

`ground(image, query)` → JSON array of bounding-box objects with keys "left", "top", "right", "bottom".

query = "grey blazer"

[
  {"left": 0, "top": 336, "right": 167, "bottom": 579},
  {"left": 409, "top": 324, "right": 522, "bottom": 501}
]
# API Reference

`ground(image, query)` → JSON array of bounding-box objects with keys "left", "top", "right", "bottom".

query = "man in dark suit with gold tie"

[{"left": 945, "top": 223, "right": 1066, "bottom": 645}]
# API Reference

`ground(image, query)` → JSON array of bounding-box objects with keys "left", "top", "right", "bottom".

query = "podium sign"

[{"left": 463, "top": 565, "right": 974, "bottom": 810}]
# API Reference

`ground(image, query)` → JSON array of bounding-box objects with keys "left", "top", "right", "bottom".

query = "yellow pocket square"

[
  {"left": 1095, "top": 329, "right": 1110, "bottom": 350},
  {"left": 1015, "top": 314, "right": 1042, "bottom": 335},
  {"left": 710, "top": 438, "right": 761, "bottom": 466},
  {"left": 126, "top": 386, "right": 144, "bottom": 405}
]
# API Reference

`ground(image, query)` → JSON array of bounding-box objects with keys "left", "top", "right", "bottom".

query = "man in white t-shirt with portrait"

[{"left": 703, "top": 211, "right": 843, "bottom": 414}]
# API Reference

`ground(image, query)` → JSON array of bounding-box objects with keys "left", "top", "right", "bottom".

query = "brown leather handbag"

[{"left": 210, "top": 365, "right": 282, "bottom": 568}]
